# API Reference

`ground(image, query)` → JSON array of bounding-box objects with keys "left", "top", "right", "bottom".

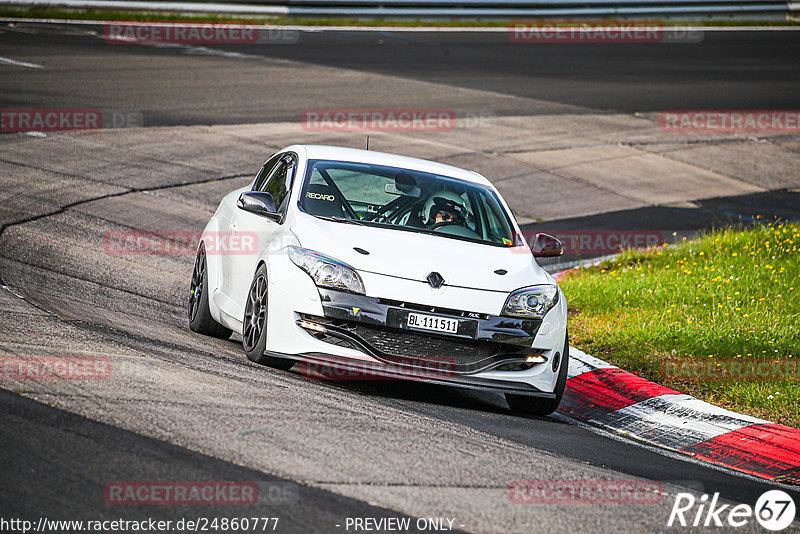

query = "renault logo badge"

[{"left": 426, "top": 272, "right": 445, "bottom": 289}]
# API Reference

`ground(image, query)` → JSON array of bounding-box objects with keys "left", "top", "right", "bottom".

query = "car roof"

[{"left": 283, "top": 145, "right": 491, "bottom": 187}]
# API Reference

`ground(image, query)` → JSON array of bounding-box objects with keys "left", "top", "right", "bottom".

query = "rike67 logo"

[{"left": 669, "top": 490, "right": 796, "bottom": 531}]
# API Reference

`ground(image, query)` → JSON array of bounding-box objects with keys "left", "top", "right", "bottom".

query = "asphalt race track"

[
  {"left": 1, "top": 22, "right": 799, "bottom": 533},
  {"left": 2, "top": 24, "right": 800, "bottom": 124}
]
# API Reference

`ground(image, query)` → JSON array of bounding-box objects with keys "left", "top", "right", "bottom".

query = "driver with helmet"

[{"left": 422, "top": 190, "right": 470, "bottom": 228}]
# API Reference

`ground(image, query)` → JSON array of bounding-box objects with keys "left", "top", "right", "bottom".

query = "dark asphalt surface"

[
  {"left": 1, "top": 24, "right": 799, "bottom": 126},
  {"left": 529, "top": 189, "right": 800, "bottom": 233},
  {"left": 0, "top": 389, "right": 428, "bottom": 533},
  {"left": 1, "top": 21, "right": 799, "bottom": 533},
  {"left": 334, "top": 378, "right": 800, "bottom": 505},
  {"left": 525, "top": 189, "right": 800, "bottom": 264},
  {"left": 237, "top": 29, "right": 800, "bottom": 114}
]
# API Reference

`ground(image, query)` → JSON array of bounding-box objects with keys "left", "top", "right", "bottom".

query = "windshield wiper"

[{"left": 313, "top": 215, "right": 367, "bottom": 226}]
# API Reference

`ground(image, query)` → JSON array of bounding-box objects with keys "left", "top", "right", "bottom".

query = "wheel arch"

[{"left": 198, "top": 218, "right": 223, "bottom": 322}]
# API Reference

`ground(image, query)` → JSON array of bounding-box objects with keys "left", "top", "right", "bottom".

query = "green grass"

[
  {"left": 560, "top": 221, "right": 800, "bottom": 427},
  {"left": 0, "top": 6, "right": 798, "bottom": 27}
]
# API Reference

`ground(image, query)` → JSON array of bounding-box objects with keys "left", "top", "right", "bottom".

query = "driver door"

[{"left": 220, "top": 153, "right": 296, "bottom": 320}]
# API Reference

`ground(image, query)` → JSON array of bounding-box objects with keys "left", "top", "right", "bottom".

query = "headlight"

[
  {"left": 502, "top": 285, "right": 559, "bottom": 319},
  {"left": 288, "top": 246, "right": 365, "bottom": 294}
]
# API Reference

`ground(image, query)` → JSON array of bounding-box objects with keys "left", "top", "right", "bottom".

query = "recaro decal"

[{"left": 307, "top": 192, "right": 335, "bottom": 201}]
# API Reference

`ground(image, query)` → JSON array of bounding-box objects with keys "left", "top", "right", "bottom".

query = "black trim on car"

[
  {"left": 317, "top": 288, "right": 541, "bottom": 343},
  {"left": 277, "top": 351, "right": 556, "bottom": 398},
  {"left": 296, "top": 289, "right": 545, "bottom": 375}
]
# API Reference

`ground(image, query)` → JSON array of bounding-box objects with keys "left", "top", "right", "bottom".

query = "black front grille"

[
  {"left": 354, "top": 323, "right": 500, "bottom": 360},
  {"left": 301, "top": 315, "right": 542, "bottom": 374}
]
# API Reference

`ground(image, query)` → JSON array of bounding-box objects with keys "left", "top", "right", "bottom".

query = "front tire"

[
  {"left": 242, "top": 264, "right": 294, "bottom": 370},
  {"left": 188, "top": 244, "right": 232, "bottom": 340},
  {"left": 506, "top": 333, "right": 569, "bottom": 416}
]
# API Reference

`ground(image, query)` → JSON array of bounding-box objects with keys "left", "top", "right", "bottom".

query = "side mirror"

[
  {"left": 531, "top": 233, "right": 564, "bottom": 258},
  {"left": 237, "top": 191, "right": 280, "bottom": 220}
]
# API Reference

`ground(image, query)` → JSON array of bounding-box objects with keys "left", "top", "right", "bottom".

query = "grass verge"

[
  {"left": 559, "top": 221, "right": 800, "bottom": 427},
  {"left": 0, "top": 7, "right": 798, "bottom": 27}
]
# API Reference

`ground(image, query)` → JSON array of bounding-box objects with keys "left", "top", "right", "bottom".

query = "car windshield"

[{"left": 299, "top": 159, "right": 518, "bottom": 247}]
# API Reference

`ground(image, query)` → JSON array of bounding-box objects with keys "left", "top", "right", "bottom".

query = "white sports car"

[{"left": 189, "top": 145, "right": 568, "bottom": 415}]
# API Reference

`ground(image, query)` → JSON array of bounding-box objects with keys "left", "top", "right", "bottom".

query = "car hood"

[{"left": 291, "top": 214, "right": 552, "bottom": 292}]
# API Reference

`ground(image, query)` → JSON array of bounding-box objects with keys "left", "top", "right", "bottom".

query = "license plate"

[{"left": 407, "top": 312, "right": 459, "bottom": 334}]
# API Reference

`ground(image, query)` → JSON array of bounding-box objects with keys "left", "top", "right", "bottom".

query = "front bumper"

[
  {"left": 285, "top": 350, "right": 557, "bottom": 398},
  {"left": 297, "top": 288, "right": 548, "bottom": 375},
  {"left": 266, "top": 251, "right": 566, "bottom": 396}
]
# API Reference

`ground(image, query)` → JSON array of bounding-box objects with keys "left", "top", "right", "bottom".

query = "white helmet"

[{"left": 423, "top": 190, "right": 470, "bottom": 225}]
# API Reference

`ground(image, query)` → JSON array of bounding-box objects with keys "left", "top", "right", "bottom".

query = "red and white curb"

[{"left": 564, "top": 348, "right": 800, "bottom": 485}]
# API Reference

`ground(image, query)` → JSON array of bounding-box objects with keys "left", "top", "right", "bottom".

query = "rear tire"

[
  {"left": 188, "top": 244, "right": 232, "bottom": 340},
  {"left": 242, "top": 264, "right": 294, "bottom": 370},
  {"left": 506, "top": 333, "right": 569, "bottom": 416}
]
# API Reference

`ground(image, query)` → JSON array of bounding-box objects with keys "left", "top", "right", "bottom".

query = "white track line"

[{"left": 0, "top": 55, "right": 43, "bottom": 68}]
